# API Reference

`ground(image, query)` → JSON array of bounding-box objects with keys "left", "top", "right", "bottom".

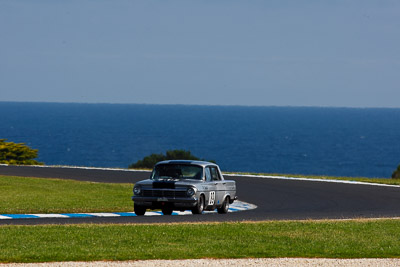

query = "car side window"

[
  {"left": 210, "top": 167, "right": 221, "bottom": 181},
  {"left": 205, "top": 167, "right": 212, "bottom": 182}
]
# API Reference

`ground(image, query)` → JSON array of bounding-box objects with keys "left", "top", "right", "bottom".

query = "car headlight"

[
  {"left": 187, "top": 187, "right": 196, "bottom": 197},
  {"left": 133, "top": 186, "right": 142, "bottom": 196}
]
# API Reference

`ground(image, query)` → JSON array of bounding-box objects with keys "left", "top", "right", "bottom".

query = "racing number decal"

[{"left": 208, "top": 191, "right": 216, "bottom": 205}]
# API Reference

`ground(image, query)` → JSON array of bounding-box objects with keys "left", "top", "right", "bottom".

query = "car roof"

[{"left": 155, "top": 160, "right": 217, "bottom": 168}]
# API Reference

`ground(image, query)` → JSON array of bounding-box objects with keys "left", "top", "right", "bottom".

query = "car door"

[
  {"left": 209, "top": 166, "right": 225, "bottom": 206},
  {"left": 204, "top": 166, "right": 218, "bottom": 207}
]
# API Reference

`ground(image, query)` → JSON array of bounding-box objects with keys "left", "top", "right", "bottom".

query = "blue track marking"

[
  {"left": 61, "top": 213, "right": 95, "bottom": 218},
  {"left": 227, "top": 207, "right": 240, "bottom": 211},
  {"left": 0, "top": 201, "right": 257, "bottom": 220},
  {"left": 2, "top": 214, "right": 39, "bottom": 219},
  {"left": 114, "top": 212, "right": 137, "bottom": 217}
]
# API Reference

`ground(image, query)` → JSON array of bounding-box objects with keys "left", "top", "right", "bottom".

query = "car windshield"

[{"left": 151, "top": 164, "right": 203, "bottom": 180}]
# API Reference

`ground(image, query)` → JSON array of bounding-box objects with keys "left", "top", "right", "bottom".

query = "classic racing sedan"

[{"left": 131, "top": 160, "right": 237, "bottom": 215}]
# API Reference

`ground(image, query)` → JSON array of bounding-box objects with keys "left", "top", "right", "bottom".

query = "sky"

[{"left": 1, "top": 0, "right": 399, "bottom": 108}]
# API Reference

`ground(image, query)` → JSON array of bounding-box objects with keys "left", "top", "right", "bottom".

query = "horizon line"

[{"left": 1, "top": 100, "right": 399, "bottom": 110}]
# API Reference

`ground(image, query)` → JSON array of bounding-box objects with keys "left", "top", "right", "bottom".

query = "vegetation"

[
  {"left": 0, "top": 176, "right": 133, "bottom": 214},
  {"left": 0, "top": 139, "right": 43, "bottom": 165},
  {"left": 2, "top": 220, "right": 400, "bottom": 262},
  {"left": 392, "top": 164, "right": 400, "bottom": 179},
  {"left": 129, "top": 149, "right": 213, "bottom": 169}
]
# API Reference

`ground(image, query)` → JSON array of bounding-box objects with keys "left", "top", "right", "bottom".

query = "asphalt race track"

[{"left": 2, "top": 165, "right": 400, "bottom": 225}]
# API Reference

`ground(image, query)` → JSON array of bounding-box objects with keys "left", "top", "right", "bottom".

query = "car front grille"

[{"left": 143, "top": 189, "right": 187, "bottom": 198}]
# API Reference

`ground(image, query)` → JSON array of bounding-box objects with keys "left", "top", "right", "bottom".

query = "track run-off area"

[{"left": 1, "top": 165, "right": 400, "bottom": 225}]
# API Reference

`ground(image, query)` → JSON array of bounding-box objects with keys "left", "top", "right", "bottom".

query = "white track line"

[{"left": 223, "top": 173, "right": 400, "bottom": 188}]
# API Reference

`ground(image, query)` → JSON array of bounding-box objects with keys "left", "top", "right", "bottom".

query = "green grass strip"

[
  {"left": 1, "top": 220, "right": 400, "bottom": 262},
  {"left": 0, "top": 176, "right": 133, "bottom": 214}
]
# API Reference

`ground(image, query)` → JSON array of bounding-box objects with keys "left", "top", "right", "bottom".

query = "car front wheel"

[
  {"left": 191, "top": 195, "right": 204, "bottom": 215},
  {"left": 162, "top": 206, "right": 173, "bottom": 215},
  {"left": 134, "top": 204, "right": 146, "bottom": 216}
]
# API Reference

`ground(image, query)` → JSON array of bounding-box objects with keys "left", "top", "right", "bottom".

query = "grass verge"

[
  {"left": 1, "top": 220, "right": 400, "bottom": 262},
  {"left": 0, "top": 176, "right": 133, "bottom": 214}
]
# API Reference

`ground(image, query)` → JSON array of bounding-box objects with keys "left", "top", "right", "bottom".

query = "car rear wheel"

[
  {"left": 134, "top": 204, "right": 146, "bottom": 216},
  {"left": 191, "top": 194, "right": 205, "bottom": 215},
  {"left": 217, "top": 196, "right": 230, "bottom": 214}
]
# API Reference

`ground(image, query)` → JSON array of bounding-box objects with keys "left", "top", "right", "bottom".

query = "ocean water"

[{"left": 1, "top": 102, "right": 400, "bottom": 178}]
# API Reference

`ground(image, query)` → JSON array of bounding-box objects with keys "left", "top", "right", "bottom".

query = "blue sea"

[{"left": 1, "top": 102, "right": 400, "bottom": 178}]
